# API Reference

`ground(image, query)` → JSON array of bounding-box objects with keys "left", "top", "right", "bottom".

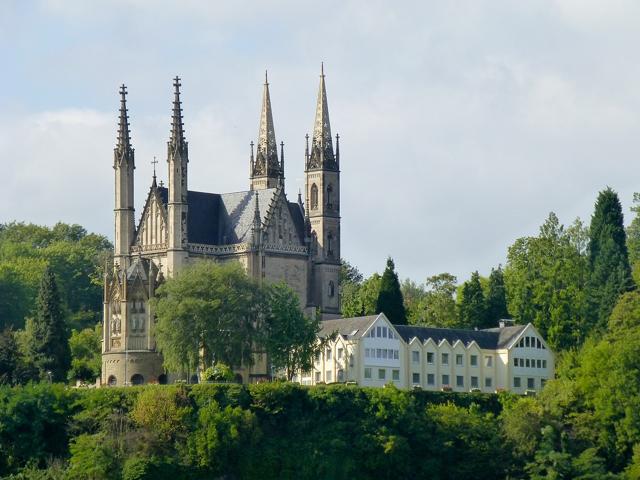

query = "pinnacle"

[
  {"left": 170, "top": 76, "right": 185, "bottom": 147},
  {"left": 116, "top": 84, "right": 131, "bottom": 151}
]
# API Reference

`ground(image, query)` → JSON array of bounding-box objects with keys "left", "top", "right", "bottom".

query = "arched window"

[
  {"left": 328, "top": 281, "right": 335, "bottom": 297},
  {"left": 131, "top": 374, "right": 144, "bottom": 385},
  {"left": 327, "top": 232, "right": 334, "bottom": 256},
  {"left": 310, "top": 184, "right": 319, "bottom": 210},
  {"left": 158, "top": 374, "right": 168, "bottom": 385},
  {"left": 327, "top": 184, "right": 333, "bottom": 208},
  {"left": 107, "top": 375, "right": 117, "bottom": 386}
]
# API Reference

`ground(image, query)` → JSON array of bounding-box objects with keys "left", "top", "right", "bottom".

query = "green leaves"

[{"left": 375, "top": 257, "right": 407, "bottom": 325}]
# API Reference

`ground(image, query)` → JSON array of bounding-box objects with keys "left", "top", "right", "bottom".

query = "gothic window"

[
  {"left": 327, "top": 184, "right": 333, "bottom": 209},
  {"left": 327, "top": 232, "right": 334, "bottom": 256},
  {"left": 107, "top": 375, "right": 117, "bottom": 386},
  {"left": 131, "top": 374, "right": 144, "bottom": 385},
  {"left": 329, "top": 281, "right": 335, "bottom": 297},
  {"left": 310, "top": 184, "right": 319, "bottom": 210}
]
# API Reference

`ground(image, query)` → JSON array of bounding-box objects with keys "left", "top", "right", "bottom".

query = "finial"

[
  {"left": 264, "top": 70, "right": 268, "bottom": 85},
  {"left": 151, "top": 156, "right": 158, "bottom": 180},
  {"left": 335, "top": 133, "right": 340, "bottom": 166},
  {"left": 173, "top": 75, "right": 181, "bottom": 92},
  {"left": 253, "top": 192, "right": 261, "bottom": 228},
  {"left": 321, "top": 62, "right": 324, "bottom": 78},
  {"left": 116, "top": 83, "right": 132, "bottom": 153},
  {"left": 170, "top": 76, "right": 185, "bottom": 147}
]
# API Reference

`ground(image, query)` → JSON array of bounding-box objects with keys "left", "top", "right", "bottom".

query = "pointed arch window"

[
  {"left": 310, "top": 184, "right": 319, "bottom": 210},
  {"left": 327, "top": 184, "right": 333, "bottom": 209},
  {"left": 329, "top": 281, "right": 335, "bottom": 297},
  {"left": 327, "top": 232, "right": 334, "bottom": 257}
]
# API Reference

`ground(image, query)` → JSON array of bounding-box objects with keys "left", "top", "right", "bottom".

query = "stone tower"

[
  {"left": 113, "top": 84, "right": 135, "bottom": 267},
  {"left": 305, "top": 65, "right": 341, "bottom": 316},
  {"left": 166, "top": 76, "right": 189, "bottom": 276},
  {"left": 250, "top": 72, "right": 284, "bottom": 190}
]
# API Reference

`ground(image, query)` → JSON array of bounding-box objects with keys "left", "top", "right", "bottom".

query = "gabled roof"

[
  {"left": 318, "top": 314, "right": 530, "bottom": 350},
  {"left": 154, "top": 186, "right": 305, "bottom": 246},
  {"left": 319, "top": 315, "right": 379, "bottom": 340},
  {"left": 394, "top": 324, "right": 528, "bottom": 350}
]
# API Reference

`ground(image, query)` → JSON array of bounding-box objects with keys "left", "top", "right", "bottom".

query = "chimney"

[{"left": 499, "top": 319, "right": 515, "bottom": 328}]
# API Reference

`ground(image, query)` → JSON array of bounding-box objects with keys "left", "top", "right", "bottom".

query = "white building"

[{"left": 297, "top": 313, "right": 554, "bottom": 393}]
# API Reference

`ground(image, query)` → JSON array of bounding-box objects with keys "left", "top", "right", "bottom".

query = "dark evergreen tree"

[
  {"left": 485, "top": 266, "right": 509, "bottom": 326},
  {"left": 588, "top": 188, "right": 635, "bottom": 331},
  {"left": 29, "top": 266, "right": 70, "bottom": 382},
  {"left": 375, "top": 257, "right": 407, "bottom": 325},
  {"left": 458, "top": 271, "right": 488, "bottom": 329},
  {"left": 0, "top": 328, "right": 19, "bottom": 385}
]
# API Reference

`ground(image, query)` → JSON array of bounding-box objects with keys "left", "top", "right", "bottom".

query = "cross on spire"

[{"left": 151, "top": 156, "right": 158, "bottom": 180}]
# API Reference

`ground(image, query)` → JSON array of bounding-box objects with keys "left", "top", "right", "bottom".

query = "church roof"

[{"left": 156, "top": 186, "right": 305, "bottom": 246}]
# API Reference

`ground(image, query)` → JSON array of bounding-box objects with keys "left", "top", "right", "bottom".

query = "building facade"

[
  {"left": 102, "top": 69, "right": 342, "bottom": 386},
  {"left": 298, "top": 313, "right": 555, "bottom": 393}
]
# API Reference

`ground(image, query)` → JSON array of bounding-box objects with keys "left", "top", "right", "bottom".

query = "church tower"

[
  {"left": 166, "top": 76, "right": 189, "bottom": 276},
  {"left": 305, "top": 65, "right": 341, "bottom": 316},
  {"left": 113, "top": 84, "right": 135, "bottom": 267},
  {"left": 250, "top": 72, "right": 284, "bottom": 190}
]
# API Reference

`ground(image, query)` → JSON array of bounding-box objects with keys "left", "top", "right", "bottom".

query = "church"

[{"left": 101, "top": 67, "right": 342, "bottom": 386}]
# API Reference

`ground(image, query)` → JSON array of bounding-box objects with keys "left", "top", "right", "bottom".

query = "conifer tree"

[
  {"left": 29, "top": 266, "right": 70, "bottom": 382},
  {"left": 375, "top": 257, "right": 407, "bottom": 325},
  {"left": 486, "top": 266, "right": 509, "bottom": 326},
  {"left": 458, "top": 271, "right": 488, "bottom": 329},
  {"left": 588, "top": 188, "right": 635, "bottom": 331}
]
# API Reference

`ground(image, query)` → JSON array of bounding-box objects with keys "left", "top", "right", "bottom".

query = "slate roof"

[
  {"left": 156, "top": 186, "right": 305, "bottom": 246},
  {"left": 320, "top": 314, "right": 528, "bottom": 349}
]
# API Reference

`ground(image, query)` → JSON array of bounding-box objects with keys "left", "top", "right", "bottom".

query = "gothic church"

[{"left": 102, "top": 68, "right": 341, "bottom": 386}]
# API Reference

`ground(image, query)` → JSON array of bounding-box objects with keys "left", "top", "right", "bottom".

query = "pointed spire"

[
  {"left": 253, "top": 192, "right": 261, "bottom": 229},
  {"left": 170, "top": 76, "right": 185, "bottom": 148},
  {"left": 254, "top": 70, "right": 279, "bottom": 177},
  {"left": 297, "top": 189, "right": 304, "bottom": 210},
  {"left": 309, "top": 63, "right": 336, "bottom": 170},
  {"left": 280, "top": 141, "right": 285, "bottom": 183},
  {"left": 335, "top": 133, "right": 340, "bottom": 168},
  {"left": 115, "top": 84, "right": 134, "bottom": 165},
  {"left": 151, "top": 156, "right": 158, "bottom": 188}
]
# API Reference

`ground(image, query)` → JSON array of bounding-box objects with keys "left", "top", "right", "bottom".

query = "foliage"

[
  {"left": 152, "top": 261, "right": 263, "bottom": 374},
  {"left": 375, "top": 257, "right": 407, "bottom": 324},
  {"left": 400, "top": 278, "right": 427, "bottom": 325},
  {"left": 26, "top": 267, "right": 70, "bottom": 382},
  {"left": 68, "top": 324, "right": 101, "bottom": 383},
  {"left": 588, "top": 188, "right": 635, "bottom": 332},
  {"left": 202, "top": 363, "right": 235, "bottom": 383},
  {"left": 0, "top": 222, "right": 111, "bottom": 331},
  {"left": 261, "top": 283, "right": 321, "bottom": 380},
  {"left": 485, "top": 266, "right": 509, "bottom": 326},
  {"left": 457, "top": 271, "right": 488, "bottom": 329},
  {"left": 504, "top": 213, "right": 589, "bottom": 350},
  {"left": 0, "top": 328, "right": 20, "bottom": 385},
  {"left": 341, "top": 272, "right": 381, "bottom": 317}
]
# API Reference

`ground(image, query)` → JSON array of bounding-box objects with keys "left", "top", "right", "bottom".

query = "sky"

[{"left": 1, "top": 0, "right": 640, "bottom": 284}]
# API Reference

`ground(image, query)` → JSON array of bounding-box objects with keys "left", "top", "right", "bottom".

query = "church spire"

[
  {"left": 115, "top": 84, "right": 134, "bottom": 166},
  {"left": 250, "top": 70, "right": 282, "bottom": 189},
  {"left": 308, "top": 63, "right": 336, "bottom": 171},
  {"left": 169, "top": 76, "right": 186, "bottom": 150}
]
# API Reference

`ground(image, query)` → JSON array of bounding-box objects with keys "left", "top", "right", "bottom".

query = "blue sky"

[{"left": 2, "top": 0, "right": 640, "bottom": 284}]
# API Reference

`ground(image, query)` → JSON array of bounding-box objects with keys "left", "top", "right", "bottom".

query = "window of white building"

[
  {"left": 392, "top": 369, "right": 400, "bottom": 381},
  {"left": 471, "top": 376, "right": 478, "bottom": 388},
  {"left": 527, "top": 377, "right": 535, "bottom": 389},
  {"left": 485, "top": 356, "right": 493, "bottom": 367},
  {"left": 315, "top": 372, "right": 321, "bottom": 382},
  {"left": 412, "top": 351, "right": 420, "bottom": 363},
  {"left": 326, "top": 349, "right": 332, "bottom": 360},
  {"left": 364, "top": 367, "right": 372, "bottom": 379},
  {"left": 442, "top": 374, "right": 450, "bottom": 386},
  {"left": 456, "top": 375, "right": 464, "bottom": 387},
  {"left": 326, "top": 371, "right": 332, "bottom": 382},
  {"left": 513, "top": 377, "right": 521, "bottom": 388},
  {"left": 427, "top": 374, "right": 435, "bottom": 385},
  {"left": 338, "top": 348, "right": 343, "bottom": 360},
  {"left": 442, "top": 353, "right": 449, "bottom": 365},
  {"left": 456, "top": 354, "right": 463, "bottom": 366},
  {"left": 485, "top": 377, "right": 492, "bottom": 388},
  {"left": 427, "top": 352, "right": 434, "bottom": 364},
  {"left": 412, "top": 373, "right": 420, "bottom": 384},
  {"left": 378, "top": 369, "right": 386, "bottom": 380},
  {"left": 470, "top": 355, "right": 478, "bottom": 367}
]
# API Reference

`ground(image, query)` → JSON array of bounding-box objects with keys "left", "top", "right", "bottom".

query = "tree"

[
  {"left": 504, "top": 213, "right": 589, "bottom": 350},
  {"left": 68, "top": 324, "right": 102, "bottom": 383},
  {"left": 26, "top": 266, "right": 70, "bottom": 382},
  {"left": 407, "top": 273, "right": 458, "bottom": 327},
  {"left": 458, "top": 271, "right": 488, "bottom": 329},
  {"left": 262, "top": 283, "right": 321, "bottom": 381},
  {"left": 0, "top": 328, "right": 19, "bottom": 385},
  {"left": 588, "top": 188, "right": 635, "bottom": 332},
  {"left": 375, "top": 257, "right": 407, "bottom": 324},
  {"left": 342, "top": 273, "right": 381, "bottom": 318},
  {"left": 627, "top": 193, "right": 640, "bottom": 273},
  {"left": 485, "top": 266, "right": 509, "bottom": 326},
  {"left": 401, "top": 279, "right": 427, "bottom": 325},
  {"left": 152, "top": 261, "right": 263, "bottom": 374}
]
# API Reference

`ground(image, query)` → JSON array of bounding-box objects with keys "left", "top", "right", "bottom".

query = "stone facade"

[{"left": 102, "top": 69, "right": 341, "bottom": 386}]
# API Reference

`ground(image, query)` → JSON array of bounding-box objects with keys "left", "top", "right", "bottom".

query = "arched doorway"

[
  {"left": 190, "top": 374, "right": 199, "bottom": 384},
  {"left": 131, "top": 374, "right": 144, "bottom": 385},
  {"left": 107, "top": 375, "right": 117, "bottom": 386},
  {"left": 158, "top": 374, "right": 168, "bottom": 385}
]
